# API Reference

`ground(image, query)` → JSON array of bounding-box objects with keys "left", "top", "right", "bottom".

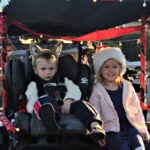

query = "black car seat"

[{"left": 4, "top": 50, "right": 94, "bottom": 148}]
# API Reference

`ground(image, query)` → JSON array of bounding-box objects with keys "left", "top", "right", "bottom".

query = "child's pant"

[
  {"left": 70, "top": 100, "right": 102, "bottom": 129},
  {"left": 106, "top": 127, "right": 147, "bottom": 150},
  {"left": 34, "top": 96, "right": 102, "bottom": 129}
]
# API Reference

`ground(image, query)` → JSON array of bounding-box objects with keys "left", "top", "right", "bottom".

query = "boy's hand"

[
  {"left": 63, "top": 77, "right": 81, "bottom": 101},
  {"left": 25, "top": 82, "right": 38, "bottom": 98},
  {"left": 25, "top": 81, "right": 38, "bottom": 113},
  {"left": 61, "top": 99, "right": 73, "bottom": 114}
]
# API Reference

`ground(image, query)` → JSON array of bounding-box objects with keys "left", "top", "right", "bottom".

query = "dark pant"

[
  {"left": 145, "top": 141, "right": 150, "bottom": 150},
  {"left": 37, "top": 96, "right": 102, "bottom": 129},
  {"left": 70, "top": 100, "right": 102, "bottom": 129},
  {"left": 106, "top": 127, "right": 146, "bottom": 150}
]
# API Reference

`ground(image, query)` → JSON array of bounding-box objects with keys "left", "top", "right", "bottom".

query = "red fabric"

[
  {"left": 0, "top": 16, "right": 7, "bottom": 34},
  {"left": 140, "top": 102, "right": 150, "bottom": 110},
  {"left": 140, "top": 34, "right": 147, "bottom": 54},
  {"left": 69, "top": 26, "right": 144, "bottom": 41},
  {"left": 11, "top": 20, "right": 56, "bottom": 39},
  {"left": 19, "top": 100, "right": 27, "bottom": 112},
  {"left": 140, "top": 73, "right": 146, "bottom": 91},
  {"left": 140, "top": 53, "right": 146, "bottom": 70},
  {"left": 33, "top": 101, "right": 41, "bottom": 119},
  {"left": 11, "top": 20, "right": 144, "bottom": 41},
  {"left": 2, "top": 87, "right": 7, "bottom": 109},
  {"left": 0, "top": 112, "right": 16, "bottom": 134},
  {"left": 139, "top": 18, "right": 150, "bottom": 110},
  {"left": 140, "top": 16, "right": 147, "bottom": 54}
]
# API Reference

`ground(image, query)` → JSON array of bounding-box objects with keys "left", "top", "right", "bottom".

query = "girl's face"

[
  {"left": 34, "top": 58, "right": 57, "bottom": 81},
  {"left": 100, "top": 58, "right": 121, "bottom": 83}
]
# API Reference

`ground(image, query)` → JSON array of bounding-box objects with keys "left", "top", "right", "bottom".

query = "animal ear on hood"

[
  {"left": 30, "top": 40, "right": 62, "bottom": 58},
  {"left": 52, "top": 41, "right": 63, "bottom": 57},
  {"left": 29, "top": 44, "right": 41, "bottom": 58}
]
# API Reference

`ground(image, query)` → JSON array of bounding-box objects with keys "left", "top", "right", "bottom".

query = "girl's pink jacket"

[{"left": 89, "top": 79, "right": 149, "bottom": 135}]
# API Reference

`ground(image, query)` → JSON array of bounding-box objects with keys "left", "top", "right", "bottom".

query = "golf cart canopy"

[{"left": 3, "top": 0, "right": 150, "bottom": 37}]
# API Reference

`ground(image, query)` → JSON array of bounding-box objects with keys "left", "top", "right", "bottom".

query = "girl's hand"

[
  {"left": 61, "top": 99, "right": 73, "bottom": 114},
  {"left": 140, "top": 132, "right": 150, "bottom": 141}
]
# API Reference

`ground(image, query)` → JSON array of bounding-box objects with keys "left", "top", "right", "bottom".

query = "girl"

[{"left": 89, "top": 47, "right": 150, "bottom": 150}]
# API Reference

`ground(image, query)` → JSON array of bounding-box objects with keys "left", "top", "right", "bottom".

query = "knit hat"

[{"left": 93, "top": 47, "right": 126, "bottom": 76}]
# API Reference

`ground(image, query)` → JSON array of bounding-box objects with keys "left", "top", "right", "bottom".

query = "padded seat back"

[
  {"left": 5, "top": 50, "right": 34, "bottom": 112},
  {"left": 5, "top": 51, "right": 94, "bottom": 112},
  {"left": 59, "top": 55, "right": 94, "bottom": 101}
]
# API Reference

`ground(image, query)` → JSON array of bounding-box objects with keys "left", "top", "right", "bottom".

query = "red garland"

[
  {"left": 0, "top": 15, "right": 7, "bottom": 34},
  {"left": 0, "top": 15, "right": 8, "bottom": 110},
  {"left": 11, "top": 20, "right": 144, "bottom": 41},
  {"left": 139, "top": 16, "right": 149, "bottom": 110},
  {"left": 69, "top": 26, "right": 144, "bottom": 41}
]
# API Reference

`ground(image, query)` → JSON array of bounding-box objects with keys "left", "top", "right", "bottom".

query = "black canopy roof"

[{"left": 4, "top": 0, "right": 150, "bottom": 37}]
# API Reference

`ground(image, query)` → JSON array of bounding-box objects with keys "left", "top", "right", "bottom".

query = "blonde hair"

[{"left": 32, "top": 53, "right": 58, "bottom": 68}]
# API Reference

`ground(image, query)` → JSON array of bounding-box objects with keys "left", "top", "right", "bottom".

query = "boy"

[{"left": 25, "top": 52, "right": 105, "bottom": 145}]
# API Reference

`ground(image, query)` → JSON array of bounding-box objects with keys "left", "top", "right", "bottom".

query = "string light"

[
  {"left": 122, "top": 24, "right": 126, "bottom": 27},
  {"left": 143, "top": 0, "right": 147, "bottom": 7},
  {"left": 40, "top": 34, "right": 43, "bottom": 38},
  {"left": 93, "top": 0, "right": 97, "bottom": 3},
  {"left": 102, "top": 39, "right": 139, "bottom": 44},
  {"left": 137, "top": 39, "right": 141, "bottom": 44},
  {"left": 119, "top": 41, "right": 122, "bottom": 46},
  {"left": 138, "top": 19, "right": 142, "bottom": 22}
]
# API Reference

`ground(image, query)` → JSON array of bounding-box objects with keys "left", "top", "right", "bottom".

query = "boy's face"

[{"left": 34, "top": 58, "right": 57, "bottom": 81}]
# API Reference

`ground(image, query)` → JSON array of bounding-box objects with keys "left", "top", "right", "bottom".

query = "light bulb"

[
  {"left": 143, "top": 2, "right": 146, "bottom": 7},
  {"left": 119, "top": 42, "right": 122, "bottom": 46},
  {"left": 93, "top": 0, "right": 97, "bottom": 2}
]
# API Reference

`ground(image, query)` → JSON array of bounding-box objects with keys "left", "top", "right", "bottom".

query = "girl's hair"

[
  {"left": 32, "top": 53, "right": 58, "bottom": 67},
  {"left": 96, "top": 60, "right": 123, "bottom": 86}
]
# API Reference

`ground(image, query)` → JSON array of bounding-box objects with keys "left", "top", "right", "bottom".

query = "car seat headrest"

[{"left": 58, "top": 55, "right": 78, "bottom": 82}]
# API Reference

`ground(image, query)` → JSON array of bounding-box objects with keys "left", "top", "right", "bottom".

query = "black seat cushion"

[
  {"left": 58, "top": 55, "right": 78, "bottom": 82},
  {"left": 4, "top": 61, "right": 14, "bottom": 110},
  {"left": 12, "top": 58, "right": 26, "bottom": 111}
]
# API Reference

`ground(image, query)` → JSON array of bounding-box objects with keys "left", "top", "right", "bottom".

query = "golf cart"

[{"left": 1, "top": 0, "right": 150, "bottom": 150}]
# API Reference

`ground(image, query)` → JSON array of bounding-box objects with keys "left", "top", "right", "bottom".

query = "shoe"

[
  {"left": 88, "top": 126, "right": 105, "bottom": 142},
  {"left": 0, "top": 112, "right": 16, "bottom": 134},
  {"left": 38, "top": 103, "right": 61, "bottom": 134}
]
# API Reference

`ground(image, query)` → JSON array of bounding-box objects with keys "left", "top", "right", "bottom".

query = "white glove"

[
  {"left": 25, "top": 81, "right": 38, "bottom": 113},
  {"left": 63, "top": 77, "right": 81, "bottom": 101}
]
